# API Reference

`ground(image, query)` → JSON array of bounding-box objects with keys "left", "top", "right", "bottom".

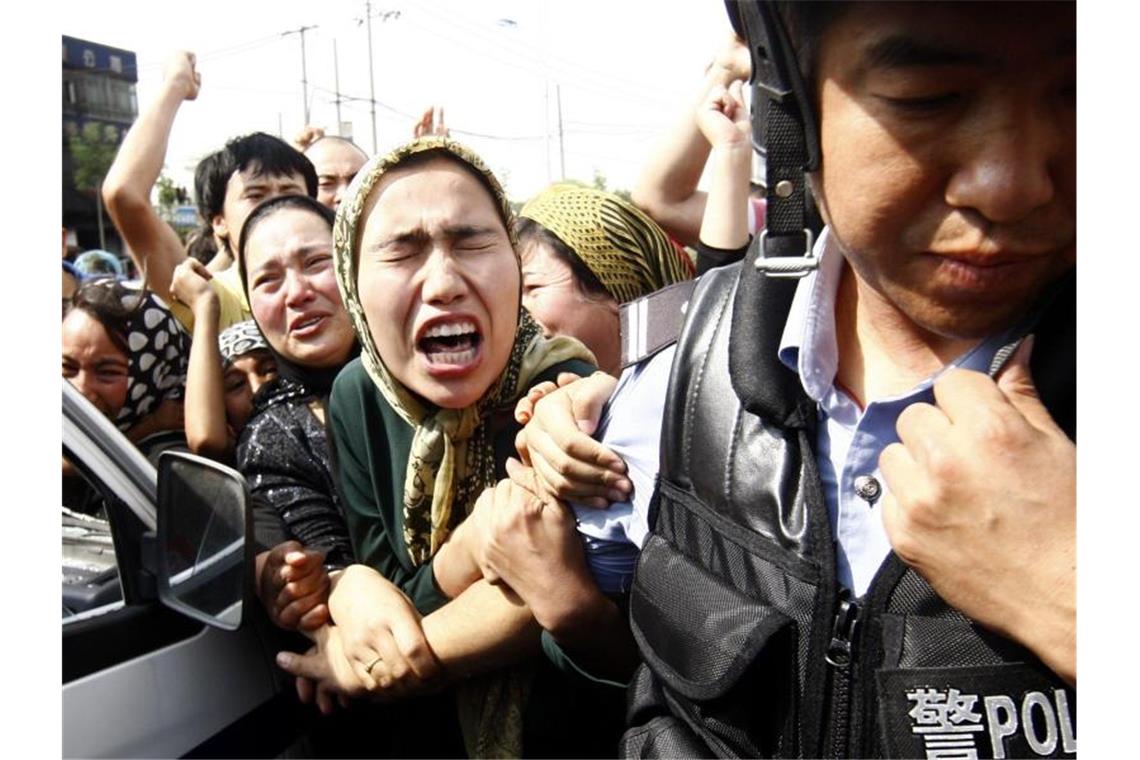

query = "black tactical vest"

[{"left": 621, "top": 258, "right": 1076, "bottom": 759}]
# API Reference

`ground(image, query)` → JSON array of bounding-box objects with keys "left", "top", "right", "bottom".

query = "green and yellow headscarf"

[
  {"left": 332, "top": 136, "right": 595, "bottom": 758},
  {"left": 519, "top": 182, "right": 695, "bottom": 304}
]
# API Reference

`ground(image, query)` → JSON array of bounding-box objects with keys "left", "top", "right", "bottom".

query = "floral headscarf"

[{"left": 332, "top": 135, "right": 595, "bottom": 758}]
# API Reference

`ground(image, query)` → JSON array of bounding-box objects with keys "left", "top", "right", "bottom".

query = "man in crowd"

[
  {"left": 304, "top": 136, "right": 369, "bottom": 211},
  {"left": 102, "top": 51, "right": 317, "bottom": 331},
  {"left": 508, "top": 2, "right": 1073, "bottom": 757},
  {"left": 617, "top": 2, "right": 1075, "bottom": 756}
]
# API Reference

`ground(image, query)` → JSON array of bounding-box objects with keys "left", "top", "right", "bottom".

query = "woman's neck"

[{"left": 597, "top": 308, "right": 623, "bottom": 377}]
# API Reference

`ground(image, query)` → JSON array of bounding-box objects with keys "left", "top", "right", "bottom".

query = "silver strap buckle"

[{"left": 753, "top": 228, "right": 818, "bottom": 278}]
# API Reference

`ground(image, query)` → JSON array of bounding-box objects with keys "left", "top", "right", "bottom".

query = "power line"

[
  {"left": 135, "top": 33, "right": 284, "bottom": 72},
  {"left": 313, "top": 84, "right": 660, "bottom": 143},
  {"left": 409, "top": 3, "right": 679, "bottom": 107},
  {"left": 312, "top": 86, "right": 548, "bottom": 141}
]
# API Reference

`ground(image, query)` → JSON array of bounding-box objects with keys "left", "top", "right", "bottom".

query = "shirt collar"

[{"left": 778, "top": 227, "right": 844, "bottom": 402}]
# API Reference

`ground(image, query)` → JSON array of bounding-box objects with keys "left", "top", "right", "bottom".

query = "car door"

[{"left": 61, "top": 381, "right": 303, "bottom": 758}]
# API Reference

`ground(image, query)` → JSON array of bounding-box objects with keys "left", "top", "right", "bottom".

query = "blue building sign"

[
  {"left": 171, "top": 205, "right": 200, "bottom": 229},
  {"left": 62, "top": 35, "right": 138, "bottom": 83}
]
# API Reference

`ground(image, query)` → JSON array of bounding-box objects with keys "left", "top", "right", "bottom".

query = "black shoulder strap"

[
  {"left": 985, "top": 271, "right": 1076, "bottom": 441},
  {"left": 620, "top": 279, "right": 699, "bottom": 369},
  {"left": 728, "top": 243, "right": 813, "bottom": 428}
]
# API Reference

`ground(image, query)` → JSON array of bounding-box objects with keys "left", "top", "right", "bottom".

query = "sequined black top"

[{"left": 236, "top": 377, "right": 355, "bottom": 567}]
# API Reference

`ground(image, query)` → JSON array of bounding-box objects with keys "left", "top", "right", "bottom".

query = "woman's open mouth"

[
  {"left": 417, "top": 318, "right": 483, "bottom": 370},
  {"left": 290, "top": 314, "right": 327, "bottom": 338}
]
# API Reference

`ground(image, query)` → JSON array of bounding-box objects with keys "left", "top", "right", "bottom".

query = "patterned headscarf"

[
  {"left": 69, "top": 277, "right": 190, "bottom": 433},
  {"left": 519, "top": 183, "right": 694, "bottom": 304},
  {"left": 332, "top": 135, "right": 595, "bottom": 758},
  {"left": 118, "top": 291, "right": 189, "bottom": 432},
  {"left": 217, "top": 319, "right": 269, "bottom": 368}
]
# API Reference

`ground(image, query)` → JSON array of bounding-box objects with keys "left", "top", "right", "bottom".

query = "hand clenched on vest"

[{"left": 879, "top": 336, "right": 1076, "bottom": 685}]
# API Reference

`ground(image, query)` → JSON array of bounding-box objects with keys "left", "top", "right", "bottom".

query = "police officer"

[
  {"left": 514, "top": 2, "right": 1075, "bottom": 757},
  {"left": 627, "top": 2, "right": 1076, "bottom": 756}
]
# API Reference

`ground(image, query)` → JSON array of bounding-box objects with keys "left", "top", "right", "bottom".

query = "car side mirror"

[{"left": 155, "top": 452, "right": 250, "bottom": 630}]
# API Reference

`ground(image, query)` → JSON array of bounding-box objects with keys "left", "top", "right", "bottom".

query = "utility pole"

[
  {"left": 556, "top": 83, "right": 566, "bottom": 180},
  {"left": 365, "top": 0, "right": 378, "bottom": 152},
  {"left": 95, "top": 177, "right": 106, "bottom": 250},
  {"left": 359, "top": 4, "right": 401, "bottom": 154},
  {"left": 333, "top": 39, "right": 343, "bottom": 132},
  {"left": 283, "top": 24, "right": 318, "bottom": 125},
  {"left": 544, "top": 81, "right": 551, "bottom": 183}
]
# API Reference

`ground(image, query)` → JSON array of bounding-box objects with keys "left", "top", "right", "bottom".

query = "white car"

[{"left": 62, "top": 380, "right": 307, "bottom": 758}]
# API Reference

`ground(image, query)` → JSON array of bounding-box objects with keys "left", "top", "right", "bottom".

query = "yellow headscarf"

[
  {"left": 519, "top": 182, "right": 694, "bottom": 304},
  {"left": 332, "top": 136, "right": 596, "bottom": 758}
]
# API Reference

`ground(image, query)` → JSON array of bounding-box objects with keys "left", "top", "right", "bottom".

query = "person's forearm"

[
  {"left": 699, "top": 142, "right": 751, "bottom": 250},
  {"left": 634, "top": 95, "right": 713, "bottom": 208},
  {"left": 631, "top": 73, "right": 718, "bottom": 247},
  {"left": 537, "top": 578, "right": 638, "bottom": 682},
  {"left": 430, "top": 519, "right": 483, "bottom": 599},
  {"left": 103, "top": 81, "right": 184, "bottom": 205},
  {"left": 183, "top": 299, "right": 232, "bottom": 459},
  {"left": 124, "top": 398, "right": 183, "bottom": 443},
  {"left": 420, "top": 580, "right": 541, "bottom": 681},
  {"left": 102, "top": 81, "right": 189, "bottom": 301},
  {"left": 632, "top": 66, "right": 740, "bottom": 247}
]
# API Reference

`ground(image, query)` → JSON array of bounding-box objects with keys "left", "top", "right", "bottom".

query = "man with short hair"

[
  {"left": 304, "top": 136, "right": 369, "bottom": 211},
  {"left": 103, "top": 51, "right": 317, "bottom": 331},
  {"left": 504, "top": 2, "right": 1074, "bottom": 757},
  {"left": 615, "top": 2, "right": 1076, "bottom": 757}
]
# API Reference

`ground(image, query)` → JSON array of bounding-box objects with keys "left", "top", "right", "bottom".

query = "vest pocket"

[{"left": 630, "top": 533, "right": 800, "bottom": 756}]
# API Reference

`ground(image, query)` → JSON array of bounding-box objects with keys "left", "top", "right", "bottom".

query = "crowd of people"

[{"left": 62, "top": 2, "right": 1076, "bottom": 757}]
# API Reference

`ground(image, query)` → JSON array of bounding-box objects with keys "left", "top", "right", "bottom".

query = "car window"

[{"left": 63, "top": 453, "right": 123, "bottom": 618}]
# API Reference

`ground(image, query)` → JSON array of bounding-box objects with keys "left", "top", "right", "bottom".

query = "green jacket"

[{"left": 328, "top": 356, "right": 596, "bottom": 614}]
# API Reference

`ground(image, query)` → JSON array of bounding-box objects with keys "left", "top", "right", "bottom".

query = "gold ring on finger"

[{"left": 365, "top": 656, "right": 383, "bottom": 675}]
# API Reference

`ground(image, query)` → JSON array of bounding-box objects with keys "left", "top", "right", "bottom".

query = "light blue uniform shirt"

[
  {"left": 777, "top": 229, "right": 1014, "bottom": 596},
  {"left": 572, "top": 345, "right": 675, "bottom": 595}
]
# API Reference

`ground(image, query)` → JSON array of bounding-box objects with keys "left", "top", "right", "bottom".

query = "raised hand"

[
  {"left": 710, "top": 33, "right": 751, "bottom": 85},
  {"left": 696, "top": 79, "right": 751, "bottom": 151},
  {"left": 164, "top": 50, "right": 201, "bottom": 101},
  {"left": 170, "top": 258, "right": 217, "bottom": 314},
  {"left": 413, "top": 105, "right": 449, "bottom": 138},
  {"left": 292, "top": 125, "right": 325, "bottom": 153}
]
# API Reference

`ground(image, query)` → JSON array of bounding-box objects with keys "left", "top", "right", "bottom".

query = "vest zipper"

[{"left": 824, "top": 589, "right": 861, "bottom": 759}]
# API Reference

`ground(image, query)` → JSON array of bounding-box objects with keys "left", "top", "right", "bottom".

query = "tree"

[
  {"left": 591, "top": 169, "right": 633, "bottom": 203},
  {"left": 69, "top": 122, "right": 120, "bottom": 249},
  {"left": 70, "top": 122, "right": 118, "bottom": 192},
  {"left": 156, "top": 174, "right": 189, "bottom": 218}
]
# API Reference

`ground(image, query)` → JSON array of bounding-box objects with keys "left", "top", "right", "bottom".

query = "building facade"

[{"left": 62, "top": 35, "right": 138, "bottom": 256}]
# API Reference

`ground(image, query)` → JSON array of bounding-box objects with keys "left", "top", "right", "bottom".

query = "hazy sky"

[{"left": 61, "top": 0, "right": 734, "bottom": 203}]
